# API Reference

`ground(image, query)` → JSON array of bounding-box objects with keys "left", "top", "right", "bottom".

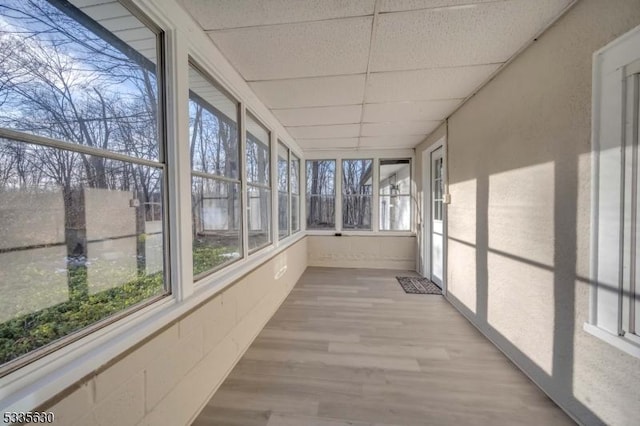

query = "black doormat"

[{"left": 396, "top": 276, "right": 442, "bottom": 295}]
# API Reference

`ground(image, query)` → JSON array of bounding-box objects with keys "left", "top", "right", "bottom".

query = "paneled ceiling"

[{"left": 179, "top": 0, "right": 573, "bottom": 152}]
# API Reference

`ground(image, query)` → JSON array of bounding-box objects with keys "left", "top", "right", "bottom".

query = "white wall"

[
  {"left": 414, "top": 1, "right": 640, "bottom": 424},
  {"left": 307, "top": 235, "right": 416, "bottom": 270},
  {"left": 40, "top": 238, "right": 307, "bottom": 426}
]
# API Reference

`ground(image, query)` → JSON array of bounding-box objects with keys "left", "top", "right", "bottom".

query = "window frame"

[
  {"left": 277, "top": 140, "right": 291, "bottom": 240},
  {"left": 379, "top": 158, "right": 413, "bottom": 232},
  {"left": 0, "top": 0, "right": 171, "bottom": 378},
  {"left": 587, "top": 24, "right": 640, "bottom": 359},
  {"left": 341, "top": 158, "right": 374, "bottom": 231},
  {"left": 245, "top": 110, "right": 273, "bottom": 254},
  {"left": 291, "top": 152, "right": 301, "bottom": 234},
  {"left": 188, "top": 59, "right": 244, "bottom": 281},
  {"left": 305, "top": 152, "right": 415, "bottom": 235},
  {"left": 306, "top": 159, "right": 337, "bottom": 231}
]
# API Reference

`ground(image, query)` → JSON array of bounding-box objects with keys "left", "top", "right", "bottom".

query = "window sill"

[
  {"left": 306, "top": 230, "right": 416, "bottom": 237},
  {"left": 583, "top": 323, "right": 640, "bottom": 359}
]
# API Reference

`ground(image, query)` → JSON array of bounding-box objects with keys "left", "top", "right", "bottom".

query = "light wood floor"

[{"left": 192, "top": 267, "right": 574, "bottom": 426}]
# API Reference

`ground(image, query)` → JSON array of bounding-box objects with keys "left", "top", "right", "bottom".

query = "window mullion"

[
  {"left": 167, "top": 31, "right": 193, "bottom": 300},
  {"left": 287, "top": 148, "right": 291, "bottom": 236},
  {"left": 271, "top": 132, "right": 278, "bottom": 244},
  {"left": 336, "top": 158, "right": 343, "bottom": 232},
  {"left": 240, "top": 105, "right": 249, "bottom": 260},
  {"left": 373, "top": 158, "right": 380, "bottom": 232}
]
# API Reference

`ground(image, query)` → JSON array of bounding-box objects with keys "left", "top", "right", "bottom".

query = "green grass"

[
  {"left": 192, "top": 243, "right": 238, "bottom": 276},
  {"left": 0, "top": 243, "right": 236, "bottom": 366},
  {"left": 0, "top": 270, "right": 164, "bottom": 365}
]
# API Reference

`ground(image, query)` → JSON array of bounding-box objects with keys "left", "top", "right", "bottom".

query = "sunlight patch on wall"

[
  {"left": 487, "top": 162, "right": 555, "bottom": 374},
  {"left": 447, "top": 178, "right": 477, "bottom": 313},
  {"left": 487, "top": 253, "right": 554, "bottom": 374},
  {"left": 488, "top": 162, "right": 555, "bottom": 266}
]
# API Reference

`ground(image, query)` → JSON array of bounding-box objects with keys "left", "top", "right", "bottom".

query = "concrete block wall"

[
  {"left": 307, "top": 235, "right": 416, "bottom": 270},
  {"left": 42, "top": 237, "right": 307, "bottom": 426}
]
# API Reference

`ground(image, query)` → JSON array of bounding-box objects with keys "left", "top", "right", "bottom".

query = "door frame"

[{"left": 421, "top": 137, "right": 448, "bottom": 294}]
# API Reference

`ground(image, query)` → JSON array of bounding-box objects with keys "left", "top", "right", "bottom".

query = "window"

[
  {"left": 0, "top": 0, "right": 167, "bottom": 372},
  {"left": 188, "top": 63, "right": 242, "bottom": 278},
  {"left": 589, "top": 26, "right": 640, "bottom": 357},
  {"left": 278, "top": 142, "right": 289, "bottom": 240},
  {"left": 306, "top": 160, "right": 335, "bottom": 229},
  {"left": 379, "top": 159, "right": 411, "bottom": 231},
  {"left": 291, "top": 153, "right": 301, "bottom": 233},
  {"left": 246, "top": 113, "right": 271, "bottom": 251},
  {"left": 342, "top": 159, "right": 373, "bottom": 230}
]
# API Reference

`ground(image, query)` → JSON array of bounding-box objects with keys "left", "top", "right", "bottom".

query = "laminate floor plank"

[{"left": 192, "top": 267, "right": 574, "bottom": 425}]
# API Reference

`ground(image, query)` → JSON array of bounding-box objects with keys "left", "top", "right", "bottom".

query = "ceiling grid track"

[
  {"left": 356, "top": 0, "right": 381, "bottom": 150},
  {"left": 184, "top": 0, "right": 578, "bottom": 152}
]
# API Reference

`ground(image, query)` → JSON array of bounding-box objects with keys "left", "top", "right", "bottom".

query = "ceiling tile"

[
  {"left": 361, "top": 121, "right": 440, "bottom": 137},
  {"left": 250, "top": 75, "right": 366, "bottom": 109},
  {"left": 297, "top": 138, "right": 359, "bottom": 149},
  {"left": 366, "top": 64, "right": 500, "bottom": 103},
  {"left": 371, "top": 0, "right": 571, "bottom": 72},
  {"left": 379, "top": 0, "right": 498, "bottom": 13},
  {"left": 209, "top": 17, "right": 372, "bottom": 80},
  {"left": 273, "top": 105, "right": 362, "bottom": 126},
  {"left": 179, "top": 0, "right": 374, "bottom": 30},
  {"left": 287, "top": 124, "right": 361, "bottom": 139},
  {"left": 359, "top": 135, "right": 428, "bottom": 148},
  {"left": 363, "top": 99, "right": 462, "bottom": 122}
]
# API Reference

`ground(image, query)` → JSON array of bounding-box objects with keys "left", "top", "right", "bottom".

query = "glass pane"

[
  {"left": 291, "top": 194, "right": 300, "bottom": 232},
  {"left": 342, "top": 194, "right": 372, "bottom": 230},
  {"left": 278, "top": 142, "right": 288, "bottom": 192},
  {"left": 189, "top": 65, "right": 239, "bottom": 180},
  {"left": 0, "top": 138, "right": 166, "bottom": 366},
  {"left": 433, "top": 200, "right": 443, "bottom": 221},
  {"left": 0, "top": 0, "right": 161, "bottom": 160},
  {"left": 435, "top": 178, "right": 443, "bottom": 200},
  {"left": 278, "top": 192, "right": 289, "bottom": 240},
  {"left": 191, "top": 177, "right": 242, "bottom": 277},
  {"left": 306, "top": 160, "right": 336, "bottom": 229},
  {"left": 380, "top": 159, "right": 410, "bottom": 196},
  {"left": 248, "top": 185, "right": 271, "bottom": 250},
  {"left": 342, "top": 159, "right": 373, "bottom": 230},
  {"left": 379, "top": 195, "right": 411, "bottom": 231},
  {"left": 291, "top": 154, "right": 300, "bottom": 194},
  {"left": 306, "top": 195, "right": 335, "bottom": 229},
  {"left": 246, "top": 114, "right": 270, "bottom": 185}
]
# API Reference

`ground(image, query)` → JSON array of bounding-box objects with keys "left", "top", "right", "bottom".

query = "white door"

[{"left": 430, "top": 147, "right": 444, "bottom": 287}]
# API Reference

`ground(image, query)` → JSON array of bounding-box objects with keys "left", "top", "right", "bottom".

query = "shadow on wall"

[
  {"left": 447, "top": 155, "right": 600, "bottom": 423},
  {"left": 438, "top": 3, "right": 640, "bottom": 424}
]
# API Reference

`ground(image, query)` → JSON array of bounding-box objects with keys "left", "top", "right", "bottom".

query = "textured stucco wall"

[
  {"left": 41, "top": 238, "right": 308, "bottom": 426},
  {"left": 416, "top": 1, "right": 640, "bottom": 424},
  {"left": 307, "top": 235, "right": 416, "bottom": 270}
]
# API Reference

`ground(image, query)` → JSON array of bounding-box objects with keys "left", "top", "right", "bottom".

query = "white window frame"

[
  {"left": 188, "top": 59, "right": 245, "bottom": 281},
  {"left": 290, "top": 152, "right": 302, "bottom": 235},
  {"left": 586, "top": 24, "right": 640, "bottom": 359},
  {"left": 379, "top": 158, "right": 413, "bottom": 232},
  {"left": 277, "top": 140, "right": 290, "bottom": 240},
  {"left": 305, "top": 150, "right": 415, "bottom": 236},
  {"left": 245, "top": 110, "right": 273, "bottom": 254}
]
